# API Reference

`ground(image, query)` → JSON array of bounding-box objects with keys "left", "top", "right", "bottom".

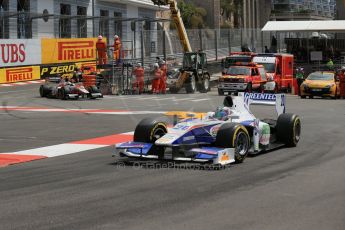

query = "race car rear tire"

[
  {"left": 134, "top": 118, "right": 168, "bottom": 143},
  {"left": 185, "top": 74, "right": 196, "bottom": 94},
  {"left": 218, "top": 88, "right": 224, "bottom": 96},
  {"left": 276, "top": 113, "right": 301, "bottom": 147},
  {"left": 88, "top": 86, "right": 102, "bottom": 99},
  {"left": 215, "top": 123, "right": 250, "bottom": 163},
  {"left": 61, "top": 87, "right": 71, "bottom": 100}
]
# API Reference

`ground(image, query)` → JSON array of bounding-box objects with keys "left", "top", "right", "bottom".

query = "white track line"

[
  {"left": 14, "top": 144, "right": 108, "bottom": 157},
  {"left": 191, "top": 99, "right": 210, "bottom": 102}
]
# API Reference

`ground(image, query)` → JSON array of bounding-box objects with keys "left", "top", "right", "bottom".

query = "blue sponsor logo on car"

[{"left": 244, "top": 93, "right": 276, "bottom": 101}]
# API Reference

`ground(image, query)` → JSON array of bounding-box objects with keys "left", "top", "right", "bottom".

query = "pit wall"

[{"left": 0, "top": 38, "right": 100, "bottom": 84}]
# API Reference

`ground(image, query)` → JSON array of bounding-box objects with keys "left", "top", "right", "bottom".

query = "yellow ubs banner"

[
  {"left": 41, "top": 38, "right": 100, "bottom": 64},
  {"left": 0, "top": 66, "right": 40, "bottom": 83}
]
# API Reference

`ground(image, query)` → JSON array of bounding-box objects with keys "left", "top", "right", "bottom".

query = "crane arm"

[{"left": 152, "top": 0, "right": 192, "bottom": 52}]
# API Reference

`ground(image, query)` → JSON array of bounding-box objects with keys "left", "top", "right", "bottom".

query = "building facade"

[
  {"left": 336, "top": 0, "right": 345, "bottom": 19},
  {"left": 242, "top": 0, "right": 271, "bottom": 28},
  {"left": 0, "top": 0, "right": 161, "bottom": 40},
  {"left": 271, "top": 0, "right": 336, "bottom": 20}
]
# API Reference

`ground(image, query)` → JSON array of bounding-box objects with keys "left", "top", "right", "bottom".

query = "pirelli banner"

[
  {"left": 0, "top": 66, "right": 40, "bottom": 84},
  {"left": 41, "top": 38, "right": 99, "bottom": 64}
]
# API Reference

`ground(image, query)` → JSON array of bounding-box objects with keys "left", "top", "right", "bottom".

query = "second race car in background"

[{"left": 39, "top": 76, "right": 103, "bottom": 100}]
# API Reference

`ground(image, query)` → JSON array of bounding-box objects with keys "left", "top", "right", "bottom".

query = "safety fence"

[{"left": 2, "top": 27, "right": 345, "bottom": 84}]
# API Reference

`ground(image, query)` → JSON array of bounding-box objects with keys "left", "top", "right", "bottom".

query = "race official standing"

[
  {"left": 159, "top": 60, "right": 167, "bottom": 94},
  {"left": 96, "top": 35, "right": 107, "bottom": 65},
  {"left": 133, "top": 63, "right": 145, "bottom": 94},
  {"left": 113, "top": 35, "right": 122, "bottom": 63},
  {"left": 339, "top": 66, "right": 345, "bottom": 99},
  {"left": 152, "top": 63, "right": 162, "bottom": 94},
  {"left": 295, "top": 67, "right": 305, "bottom": 96}
]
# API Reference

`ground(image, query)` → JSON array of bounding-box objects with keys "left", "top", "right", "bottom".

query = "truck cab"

[
  {"left": 218, "top": 63, "right": 267, "bottom": 95},
  {"left": 221, "top": 52, "right": 256, "bottom": 74},
  {"left": 253, "top": 54, "right": 294, "bottom": 92}
]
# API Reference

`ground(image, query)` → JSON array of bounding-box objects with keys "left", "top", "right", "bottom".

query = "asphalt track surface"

[{"left": 1, "top": 84, "right": 345, "bottom": 230}]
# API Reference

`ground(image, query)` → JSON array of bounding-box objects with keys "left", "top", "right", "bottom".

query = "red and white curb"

[
  {"left": 0, "top": 106, "right": 166, "bottom": 115},
  {"left": 0, "top": 80, "right": 45, "bottom": 87},
  {"left": 0, "top": 132, "right": 134, "bottom": 167}
]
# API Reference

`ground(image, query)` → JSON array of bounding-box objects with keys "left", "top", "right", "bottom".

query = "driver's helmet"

[{"left": 214, "top": 107, "right": 229, "bottom": 121}]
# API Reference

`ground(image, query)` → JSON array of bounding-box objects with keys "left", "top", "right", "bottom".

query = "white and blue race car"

[{"left": 114, "top": 93, "right": 301, "bottom": 166}]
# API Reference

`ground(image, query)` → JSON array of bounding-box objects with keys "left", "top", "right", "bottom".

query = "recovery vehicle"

[{"left": 152, "top": 0, "right": 211, "bottom": 93}]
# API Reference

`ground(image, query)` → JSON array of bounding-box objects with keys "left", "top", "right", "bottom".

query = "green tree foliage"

[
  {"left": 177, "top": 0, "right": 207, "bottom": 29},
  {"left": 220, "top": 0, "right": 243, "bottom": 28}
]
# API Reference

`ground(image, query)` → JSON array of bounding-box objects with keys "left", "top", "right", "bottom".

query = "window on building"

[
  {"left": 59, "top": 4, "right": 71, "bottom": 38},
  {"left": 77, "top": 6, "right": 87, "bottom": 38},
  {"left": 99, "top": 10, "right": 109, "bottom": 40},
  {"left": 17, "top": 0, "right": 31, "bottom": 38},
  {"left": 114, "top": 12, "right": 122, "bottom": 38},
  {"left": 0, "top": 0, "right": 9, "bottom": 38}
]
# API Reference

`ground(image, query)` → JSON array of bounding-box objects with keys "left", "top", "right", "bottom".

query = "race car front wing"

[{"left": 114, "top": 142, "right": 235, "bottom": 165}]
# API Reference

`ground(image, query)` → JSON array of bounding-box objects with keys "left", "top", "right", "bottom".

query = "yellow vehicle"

[{"left": 300, "top": 71, "right": 340, "bottom": 99}]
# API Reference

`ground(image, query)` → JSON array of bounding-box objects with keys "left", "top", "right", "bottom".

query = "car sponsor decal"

[
  {"left": 244, "top": 92, "right": 276, "bottom": 101},
  {"left": 210, "top": 125, "right": 221, "bottom": 137}
]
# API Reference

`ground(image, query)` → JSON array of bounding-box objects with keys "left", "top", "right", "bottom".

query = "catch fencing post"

[
  {"left": 141, "top": 30, "right": 144, "bottom": 68},
  {"left": 215, "top": 29, "right": 218, "bottom": 61},
  {"left": 261, "top": 30, "right": 264, "bottom": 53},
  {"left": 228, "top": 29, "right": 232, "bottom": 53},
  {"left": 199, "top": 29, "right": 203, "bottom": 51},
  {"left": 163, "top": 30, "right": 167, "bottom": 61}
]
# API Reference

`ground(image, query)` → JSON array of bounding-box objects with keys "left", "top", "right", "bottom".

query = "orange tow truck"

[{"left": 218, "top": 62, "right": 268, "bottom": 95}]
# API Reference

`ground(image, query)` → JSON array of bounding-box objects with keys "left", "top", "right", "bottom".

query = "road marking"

[
  {"left": 14, "top": 144, "right": 108, "bottom": 158},
  {"left": 155, "top": 97, "right": 176, "bottom": 101},
  {"left": 191, "top": 98, "right": 211, "bottom": 102},
  {"left": 0, "top": 80, "right": 44, "bottom": 88},
  {"left": 0, "top": 133, "right": 134, "bottom": 166},
  {"left": 173, "top": 98, "right": 197, "bottom": 101},
  {"left": 0, "top": 154, "right": 47, "bottom": 167},
  {"left": 136, "top": 96, "right": 160, "bottom": 100},
  {"left": 0, "top": 106, "right": 166, "bottom": 115}
]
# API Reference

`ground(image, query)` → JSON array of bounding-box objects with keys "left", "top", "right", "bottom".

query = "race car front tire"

[
  {"left": 215, "top": 123, "right": 250, "bottom": 163},
  {"left": 39, "top": 85, "right": 50, "bottom": 97},
  {"left": 276, "top": 113, "right": 301, "bottom": 147},
  {"left": 134, "top": 118, "right": 168, "bottom": 158},
  {"left": 134, "top": 118, "right": 168, "bottom": 143}
]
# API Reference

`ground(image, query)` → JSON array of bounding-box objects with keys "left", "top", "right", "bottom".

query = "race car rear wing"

[{"left": 234, "top": 93, "right": 286, "bottom": 116}]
